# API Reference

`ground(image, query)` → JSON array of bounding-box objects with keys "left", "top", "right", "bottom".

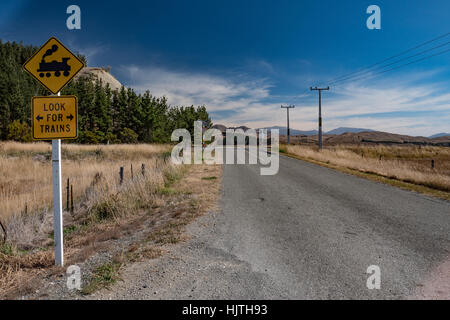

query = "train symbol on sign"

[{"left": 37, "top": 44, "right": 71, "bottom": 78}]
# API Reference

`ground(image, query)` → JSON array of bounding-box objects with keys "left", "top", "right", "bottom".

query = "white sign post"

[
  {"left": 52, "top": 92, "right": 64, "bottom": 266},
  {"left": 23, "top": 36, "right": 83, "bottom": 267}
]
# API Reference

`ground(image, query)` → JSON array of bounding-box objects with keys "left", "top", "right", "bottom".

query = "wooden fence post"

[
  {"left": 70, "top": 185, "right": 74, "bottom": 213},
  {"left": 66, "top": 178, "right": 70, "bottom": 211},
  {"left": 120, "top": 167, "right": 124, "bottom": 184},
  {"left": 0, "top": 219, "right": 6, "bottom": 244},
  {"left": 141, "top": 163, "right": 145, "bottom": 177}
]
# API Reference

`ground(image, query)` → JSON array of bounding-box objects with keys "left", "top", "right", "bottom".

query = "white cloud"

[
  {"left": 119, "top": 65, "right": 271, "bottom": 112},
  {"left": 67, "top": 41, "right": 108, "bottom": 66},
  {"left": 118, "top": 65, "right": 450, "bottom": 136}
]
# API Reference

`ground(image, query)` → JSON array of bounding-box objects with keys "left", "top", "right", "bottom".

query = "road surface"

[{"left": 93, "top": 153, "right": 450, "bottom": 299}]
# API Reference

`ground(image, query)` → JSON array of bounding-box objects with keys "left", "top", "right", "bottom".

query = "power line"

[
  {"left": 328, "top": 32, "right": 450, "bottom": 83},
  {"left": 331, "top": 47, "right": 450, "bottom": 86},
  {"left": 330, "top": 40, "right": 450, "bottom": 85}
]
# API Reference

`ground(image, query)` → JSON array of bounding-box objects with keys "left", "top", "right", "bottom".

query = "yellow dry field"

[{"left": 0, "top": 142, "right": 171, "bottom": 221}]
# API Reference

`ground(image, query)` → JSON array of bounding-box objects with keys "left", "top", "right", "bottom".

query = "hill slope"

[
  {"left": 429, "top": 133, "right": 450, "bottom": 139},
  {"left": 261, "top": 126, "right": 318, "bottom": 136},
  {"left": 262, "top": 126, "right": 373, "bottom": 136},
  {"left": 283, "top": 131, "right": 450, "bottom": 146},
  {"left": 74, "top": 67, "right": 122, "bottom": 91},
  {"left": 326, "top": 127, "right": 374, "bottom": 135}
]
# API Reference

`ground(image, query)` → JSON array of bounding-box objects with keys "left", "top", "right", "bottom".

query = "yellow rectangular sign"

[
  {"left": 31, "top": 96, "right": 78, "bottom": 140},
  {"left": 23, "top": 37, "right": 85, "bottom": 94}
]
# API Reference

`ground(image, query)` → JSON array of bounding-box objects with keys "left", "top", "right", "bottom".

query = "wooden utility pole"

[
  {"left": 281, "top": 105, "right": 295, "bottom": 144},
  {"left": 310, "top": 87, "right": 329, "bottom": 150}
]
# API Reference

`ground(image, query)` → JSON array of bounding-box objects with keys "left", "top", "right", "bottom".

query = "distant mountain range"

[
  {"left": 429, "top": 133, "right": 450, "bottom": 138},
  {"left": 261, "top": 126, "right": 373, "bottom": 136},
  {"left": 326, "top": 127, "right": 375, "bottom": 135},
  {"left": 213, "top": 124, "right": 449, "bottom": 139},
  {"left": 260, "top": 126, "right": 318, "bottom": 136},
  {"left": 262, "top": 126, "right": 449, "bottom": 138}
]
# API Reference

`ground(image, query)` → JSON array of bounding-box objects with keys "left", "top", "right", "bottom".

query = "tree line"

[{"left": 0, "top": 40, "right": 211, "bottom": 144}]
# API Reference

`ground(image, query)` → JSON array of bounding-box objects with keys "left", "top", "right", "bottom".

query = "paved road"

[{"left": 94, "top": 154, "right": 450, "bottom": 299}]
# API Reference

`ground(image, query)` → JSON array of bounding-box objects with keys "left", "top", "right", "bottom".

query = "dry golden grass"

[
  {"left": 285, "top": 144, "right": 450, "bottom": 193},
  {"left": 0, "top": 142, "right": 171, "bottom": 221},
  {"left": 0, "top": 140, "right": 223, "bottom": 298},
  {"left": 0, "top": 141, "right": 173, "bottom": 298},
  {"left": 0, "top": 141, "right": 170, "bottom": 158}
]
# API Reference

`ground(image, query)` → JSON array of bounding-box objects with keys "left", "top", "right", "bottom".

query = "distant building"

[{"left": 211, "top": 124, "right": 271, "bottom": 145}]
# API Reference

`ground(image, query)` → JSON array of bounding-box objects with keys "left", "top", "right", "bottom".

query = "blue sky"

[{"left": 1, "top": 0, "right": 450, "bottom": 136}]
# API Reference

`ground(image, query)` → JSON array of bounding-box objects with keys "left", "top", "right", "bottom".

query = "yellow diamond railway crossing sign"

[
  {"left": 23, "top": 37, "right": 84, "bottom": 94},
  {"left": 31, "top": 96, "right": 78, "bottom": 140}
]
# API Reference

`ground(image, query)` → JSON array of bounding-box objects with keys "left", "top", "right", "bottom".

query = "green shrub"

[
  {"left": 0, "top": 243, "right": 14, "bottom": 256},
  {"left": 90, "top": 197, "right": 120, "bottom": 222},
  {"left": 7, "top": 120, "right": 32, "bottom": 142},
  {"left": 201, "top": 176, "right": 217, "bottom": 180},
  {"left": 78, "top": 131, "right": 101, "bottom": 144},
  {"left": 81, "top": 261, "right": 122, "bottom": 295},
  {"left": 104, "top": 132, "right": 119, "bottom": 144},
  {"left": 119, "top": 128, "right": 138, "bottom": 143},
  {"left": 164, "top": 168, "right": 183, "bottom": 186}
]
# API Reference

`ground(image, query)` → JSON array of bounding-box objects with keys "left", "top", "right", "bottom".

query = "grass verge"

[
  {"left": 281, "top": 147, "right": 450, "bottom": 201},
  {"left": 81, "top": 261, "right": 122, "bottom": 295}
]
